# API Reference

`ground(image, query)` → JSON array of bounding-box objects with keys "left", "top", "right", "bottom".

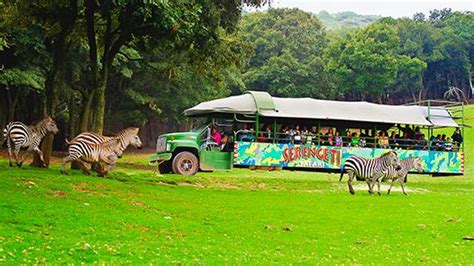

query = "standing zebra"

[
  {"left": 66, "top": 127, "right": 143, "bottom": 157},
  {"left": 382, "top": 157, "right": 424, "bottom": 195},
  {"left": 61, "top": 138, "right": 122, "bottom": 176},
  {"left": 339, "top": 151, "right": 401, "bottom": 195},
  {"left": 3, "top": 117, "right": 59, "bottom": 167}
]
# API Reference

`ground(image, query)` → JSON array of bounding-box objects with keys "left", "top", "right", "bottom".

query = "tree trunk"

[
  {"left": 92, "top": 76, "right": 107, "bottom": 134},
  {"left": 32, "top": 0, "right": 78, "bottom": 168},
  {"left": 79, "top": 91, "right": 94, "bottom": 132}
]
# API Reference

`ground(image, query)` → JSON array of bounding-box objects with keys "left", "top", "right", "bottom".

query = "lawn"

[{"left": 0, "top": 106, "right": 473, "bottom": 264}]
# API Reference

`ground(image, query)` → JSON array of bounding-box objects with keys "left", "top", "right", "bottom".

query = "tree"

[
  {"left": 240, "top": 8, "right": 333, "bottom": 98},
  {"left": 327, "top": 22, "right": 426, "bottom": 102}
]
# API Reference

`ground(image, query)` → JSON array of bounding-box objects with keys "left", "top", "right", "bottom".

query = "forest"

[{"left": 0, "top": 1, "right": 473, "bottom": 157}]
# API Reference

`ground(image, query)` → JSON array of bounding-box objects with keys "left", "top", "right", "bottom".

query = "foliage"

[
  {"left": 317, "top": 11, "right": 381, "bottom": 30},
  {"left": 240, "top": 8, "right": 334, "bottom": 98}
]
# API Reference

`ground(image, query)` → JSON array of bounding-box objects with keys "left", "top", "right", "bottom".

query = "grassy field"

[{"left": 0, "top": 106, "right": 473, "bottom": 264}]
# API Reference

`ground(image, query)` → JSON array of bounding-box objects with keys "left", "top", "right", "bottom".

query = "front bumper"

[{"left": 149, "top": 152, "right": 172, "bottom": 163}]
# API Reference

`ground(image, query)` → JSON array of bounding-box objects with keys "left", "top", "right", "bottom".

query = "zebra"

[
  {"left": 3, "top": 117, "right": 59, "bottom": 167},
  {"left": 66, "top": 127, "right": 143, "bottom": 158},
  {"left": 61, "top": 138, "right": 122, "bottom": 176},
  {"left": 339, "top": 151, "right": 401, "bottom": 195},
  {"left": 382, "top": 157, "right": 424, "bottom": 195}
]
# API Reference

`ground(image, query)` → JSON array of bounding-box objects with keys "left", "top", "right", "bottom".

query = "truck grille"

[{"left": 156, "top": 137, "right": 167, "bottom": 152}]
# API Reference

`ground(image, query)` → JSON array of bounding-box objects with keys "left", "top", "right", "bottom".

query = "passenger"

[
  {"left": 327, "top": 128, "right": 334, "bottom": 146},
  {"left": 440, "top": 134, "right": 447, "bottom": 150},
  {"left": 429, "top": 134, "right": 438, "bottom": 150},
  {"left": 418, "top": 134, "right": 428, "bottom": 150},
  {"left": 435, "top": 134, "right": 442, "bottom": 150},
  {"left": 302, "top": 126, "right": 309, "bottom": 143},
  {"left": 257, "top": 132, "right": 267, "bottom": 143},
  {"left": 238, "top": 124, "right": 254, "bottom": 142},
  {"left": 359, "top": 136, "right": 367, "bottom": 147},
  {"left": 334, "top": 131, "right": 343, "bottom": 147},
  {"left": 414, "top": 126, "right": 422, "bottom": 141},
  {"left": 444, "top": 137, "right": 453, "bottom": 151},
  {"left": 345, "top": 130, "right": 352, "bottom": 147},
  {"left": 452, "top": 128, "right": 463, "bottom": 147},
  {"left": 211, "top": 127, "right": 222, "bottom": 145},
  {"left": 398, "top": 124, "right": 415, "bottom": 139},
  {"left": 399, "top": 132, "right": 410, "bottom": 149},
  {"left": 265, "top": 125, "right": 272, "bottom": 143},
  {"left": 389, "top": 131, "right": 400, "bottom": 149},
  {"left": 350, "top": 132, "right": 359, "bottom": 147},
  {"left": 378, "top": 131, "right": 390, "bottom": 149},
  {"left": 293, "top": 124, "right": 302, "bottom": 144}
]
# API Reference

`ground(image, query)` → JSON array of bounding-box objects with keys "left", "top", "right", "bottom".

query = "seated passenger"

[
  {"left": 417, "top": 134, "right": 427, "bottom": 150},
  {"left": 211, "top": 128, "right": 222, "bottom": 144},
  {"left": 378, "top": 131, "right": 390, "bottom": 149},
  {"left": 327, "top": 129, "right": 334, "bottom": 146},
  {"left": 350, "top": 132, "right": 359, "bottom": 147},
  {"left": 293, "top": 124, "right": 302, "bottom": 144},
  {"left": 257, "top": 132, "right": 267, "bottom": 143},
  {"left": 444, "top": 137, "right": 453, "bottom": 151},
  {"left": 389, "top": 131, "right": 400, "bottom": 149},
  {"left": 334, "top": 131, "right": 343, "bottom": 147},
  {"left": 451, "top": 128, "right": 463, "bottom": 146}
]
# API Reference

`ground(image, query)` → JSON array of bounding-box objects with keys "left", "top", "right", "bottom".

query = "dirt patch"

[
  {"left": 72, "top": 182, "right": 99, "bottom": 195},
  {"left": 53, "top": 190, "right": 68, "bottom": 197}
]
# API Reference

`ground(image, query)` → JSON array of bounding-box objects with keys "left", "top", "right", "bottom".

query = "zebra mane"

[
  {"left": 114, "top": 127, "right": 139, "bottom": 137},
  {"left": 31, "top": 117, "right": 53, "bottom": 133},
  {"left": 380, "top": 151, "right": 395, "bottom": 158}
]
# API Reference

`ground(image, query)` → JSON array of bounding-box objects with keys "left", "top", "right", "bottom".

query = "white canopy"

[{"left": 184, "top": 92, "right": 459, "bottom": 127}]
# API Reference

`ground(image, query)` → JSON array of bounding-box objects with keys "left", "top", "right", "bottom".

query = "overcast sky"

[{"left": 252, "top": 0, "right": 473, "bottom": 18}]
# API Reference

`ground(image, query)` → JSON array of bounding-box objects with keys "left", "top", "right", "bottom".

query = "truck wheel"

[
  {"left": 158, "top": 160, "right": 172, "bottom": 174},
  {"left": 172, "top": 152, "right": 198, "bottom": 175}
]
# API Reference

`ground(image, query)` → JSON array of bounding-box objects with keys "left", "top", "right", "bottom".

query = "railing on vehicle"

[{"left": 233, "top": 130, "right": 462, "bottom": 152}]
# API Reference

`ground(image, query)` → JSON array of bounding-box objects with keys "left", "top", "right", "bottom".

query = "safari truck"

[{"left": 150, "top": 91, "right": 465, "bottom": 175}]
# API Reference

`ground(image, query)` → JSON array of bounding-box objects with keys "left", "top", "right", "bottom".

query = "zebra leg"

[
  {"left": 61, "top": 156, "right": 72, "bottom": 175},
  {"left": 387, "top": 179, "right": 395, "bottom": 195},
  {"left": 400, "top": 176, "right": 408, "bottom": 195},
  {"left": 18, "top": 151, "right": 31, "bottom": 167},
  {"left": 376, "top": 179, "right": 382, "bottom": 196},
  {"left": 13, "top": 145, "right": 21, "bottom": 167},
  {"left": 78, "top": 159, "right": 92, "bottom": 176},
  {"left": 6, "top": 137, "right": 13, "bottom": 167},
  {"left": 347, "top": 171, "right": 356, "bottom": 195},
  {"left": 33, "top": 146, "right": 46, "bottom": 167}
]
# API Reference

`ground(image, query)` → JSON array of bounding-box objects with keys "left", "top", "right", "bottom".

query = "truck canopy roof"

[{"left": 184, "top": 91, "right": 459, "bottom": 127}]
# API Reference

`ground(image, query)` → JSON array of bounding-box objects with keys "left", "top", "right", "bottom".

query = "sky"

[{"left": 252, "top": 0, "right": 473, "bottom": 18}]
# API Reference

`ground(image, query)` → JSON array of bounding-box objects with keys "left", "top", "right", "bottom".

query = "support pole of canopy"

[
  {"left": 273, "top": 119, "right": 277, "bottom": 144},
  {"left": 255, "top": 113, "right": 259, "bottom": 140},
  {"left": 317, "top": 121, "right": 321, "bottom": 146}
]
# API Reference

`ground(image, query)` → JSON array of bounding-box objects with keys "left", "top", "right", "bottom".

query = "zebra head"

[
  {"left": 124, "top": 127, "right": 143, "bottom": 149},
  {"left": 382, "top": 151, "right": 401, "bottom": 170},
  {"left": 412, "top": 158, "right": 424, "bottom": 173},
  {"left": 44, "top": 117, "right": 59, "bottom": 135}
]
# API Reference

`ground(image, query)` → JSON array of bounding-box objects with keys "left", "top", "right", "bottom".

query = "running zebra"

[
  {"left": 66, "top": 127, "right": 142, "bottom": 157},
  {"left": 61, "top": 138, "right": 122, "bottom": 176},
  {"left": 3, "top": 117, "right": 59, "bottom": 167},
  {"left": 339, "top": 151, "right": 401, "bottom": 195},
  {"left": 382, "top": 157, "right": 424, "bottom": 195}
]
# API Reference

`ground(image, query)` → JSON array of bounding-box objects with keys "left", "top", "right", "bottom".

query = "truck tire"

[
  {"left": 158, "top": 160, "right": 172, "bottom": 174},
  {"left": 172, "top": 151, "right": 199, "bottom": 175}
]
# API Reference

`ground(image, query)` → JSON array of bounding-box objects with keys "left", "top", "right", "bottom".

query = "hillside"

[{"left": 316, "top": 10, "right": 381, "bottom": 30}]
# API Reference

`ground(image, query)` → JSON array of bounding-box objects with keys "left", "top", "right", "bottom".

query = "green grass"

[{"left": 0, "top": 106, "right": 473, "bottom": 263}]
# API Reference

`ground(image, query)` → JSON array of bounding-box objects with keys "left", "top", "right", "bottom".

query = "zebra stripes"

[
  {"left": 340, "top": 151, "right": 401, "bottom": 195},
  {"left": 61, "top": 138, "right": 122, "bottom": 176},
  {"left": 382, "top": 157, "right": 424, "bottom": 195},
  {"left": 67, "top": 127, "right": 142, "bottom": 157},
  {"left": 3, "top": 117, "right": 59, "bottom": 167}
]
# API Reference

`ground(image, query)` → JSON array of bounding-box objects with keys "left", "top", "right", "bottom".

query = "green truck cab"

[{"left": 149, "top": 124, "right": 233, "bottom": 175}]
